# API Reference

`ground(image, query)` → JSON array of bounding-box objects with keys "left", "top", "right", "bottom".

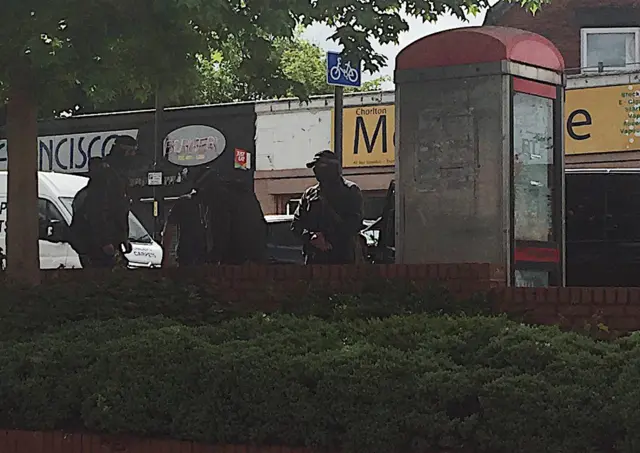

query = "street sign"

[{"left": 327, "top": 51, "right": 361, "bottom": 88}]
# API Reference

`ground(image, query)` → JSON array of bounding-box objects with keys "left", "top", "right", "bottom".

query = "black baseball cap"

[{"left": 306, "top": 150, "right": 339, "bottom": 168}]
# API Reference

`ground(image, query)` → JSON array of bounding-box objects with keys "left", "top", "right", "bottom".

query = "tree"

[
  {"left": 0, "top": 0, "right": 546, "bottom": 284},
  {"left": 196, "top": 34, "right": 391, "bottom": 104},
  {"left": 71, "top": 33, "right": 392, "bottom": 112}
]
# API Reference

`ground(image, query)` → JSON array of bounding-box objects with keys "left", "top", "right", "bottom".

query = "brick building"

[{"left": 485, "top": 0, "right": 640, "bottom": 74}]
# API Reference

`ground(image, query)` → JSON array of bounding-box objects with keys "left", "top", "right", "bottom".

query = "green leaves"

[
  {"left": 0, "top": 0, "right": 547, "bottom": 116},
  {"left": 0, "top": 312, "right": 630, "bottom": 452},
  {"left": 196, "top": 33, "right": 393, "bottom": 104},
  {"left": 0, "top": 271, "right": 633, "bottom": 452}
]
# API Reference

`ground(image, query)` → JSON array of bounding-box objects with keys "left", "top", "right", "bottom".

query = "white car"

[{"left": 0, "top": 171, "right": 163, "bottom": 269}]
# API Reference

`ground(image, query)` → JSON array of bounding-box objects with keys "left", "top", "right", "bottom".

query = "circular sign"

[{"left": 163, "top": 124, "right": 226, "bottom": 167}]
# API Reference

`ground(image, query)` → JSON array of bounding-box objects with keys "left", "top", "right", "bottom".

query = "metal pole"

[
  {"left": 334, "top": 85, "right": 344, "bottom": 168},
  {"left": 153, "top": 85, "right": 164, "bottom": 241}
]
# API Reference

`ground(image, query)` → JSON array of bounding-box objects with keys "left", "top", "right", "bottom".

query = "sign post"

[
  {"left": 326, "top": 51, "right": 361, "bottom": 167},
  {"left": 152, "top": 84, "right": 164, "bottom": 241}
]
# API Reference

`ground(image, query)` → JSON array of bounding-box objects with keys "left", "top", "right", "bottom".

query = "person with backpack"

[{"left": 69, "top": 157, "right": 131, "bottom": 268}]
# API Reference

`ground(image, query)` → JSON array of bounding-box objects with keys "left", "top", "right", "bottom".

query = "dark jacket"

[
  {"left": 69, "top": 169, "right": 129, "bottom": 256},
  {"left": 165, "top": 192, "right": 210, "bottom": 266},
  {"left": 291, "top": 178, "right": 363, "bottom": 264},
  {"left": 165, "top": 182, "right": 267, "bottom": 265}
]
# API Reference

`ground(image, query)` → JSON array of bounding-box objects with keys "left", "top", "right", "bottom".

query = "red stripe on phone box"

[
  {"left": 513, "top": 77, "right": 557, "bottom": 99},
  {"left": 515, "top": 246, "right": 559, "bottom": 263}
]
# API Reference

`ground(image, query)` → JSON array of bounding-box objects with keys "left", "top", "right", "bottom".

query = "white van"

[{"left": 0, "top": 171, "right": 163, "bottom": 269}]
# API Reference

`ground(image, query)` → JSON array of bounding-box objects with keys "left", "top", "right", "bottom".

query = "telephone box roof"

[{"left": 396, "top": 26, "right": 564, "bottom": 72}]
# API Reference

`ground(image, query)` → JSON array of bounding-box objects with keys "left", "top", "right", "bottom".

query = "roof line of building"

[{"left": 66, "top": 89, "right": 393, "bottom": 120}]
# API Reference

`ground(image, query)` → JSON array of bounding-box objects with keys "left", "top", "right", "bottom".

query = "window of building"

[
  {"left": 581, "top": 27, "right": 640, "bottom": 72},
  {"left": 285, "top": 199, "right": 300, "bottom": 215},
  {"left": 566, "top": 174, "right": 606, "bottom": 242}
]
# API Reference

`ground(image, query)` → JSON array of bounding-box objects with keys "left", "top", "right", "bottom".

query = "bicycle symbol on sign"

[{"left": 329, "top": 56, "right": 359, "bottom": 84}]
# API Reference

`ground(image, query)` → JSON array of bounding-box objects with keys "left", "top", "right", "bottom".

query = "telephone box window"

[{"left": 513, "top": 92, "right": 555, "bottom": 243}]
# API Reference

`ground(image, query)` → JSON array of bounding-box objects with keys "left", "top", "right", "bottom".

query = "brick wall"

[
  {"left": 485, "top": 0, "right": 640, "bottom": 71},
  {"left": 0, "top": 430, "right": 283, "bottom": 453},
  {"left": 30, "top": 264, "right": 640, "bottom": 333},
  {"left": 0, "top": 430, "right": 459, "bottom": 453},
  {"left": 492, "top": 287, "right": 640, "bottom": 334},
  {"left": 39, "top": 263, "right": 508, "bottom": 302}
]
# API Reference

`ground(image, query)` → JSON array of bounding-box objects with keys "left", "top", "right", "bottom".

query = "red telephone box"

[{"left": 395, "top": 26, "right": 565, "bottom": 287}]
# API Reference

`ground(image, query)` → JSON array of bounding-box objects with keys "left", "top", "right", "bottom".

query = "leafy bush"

[
  {"left": 0, "top": 273, "right": 490, "bottom": 341},
  {"left": 0, "top": 313, "right": 635, "bottom": 453}
]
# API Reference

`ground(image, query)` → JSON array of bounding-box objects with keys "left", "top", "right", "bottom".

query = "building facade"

[
  {"left": 0, "top": 103, "right": 258, "bottom": 236},
  {"left": 7, "top": 3, "right": 640, "bottom": 226},
  {"left": 484, "top": 0, "right": 640, "bottom": 73},
  {"left": 486, "top": 0, "right": 640, "bottom": 168},
  {"left": 0, "top": 92, "right": 398, "bottom": 228},
  {"left": 254, "top": 91, "right": 395, "bottom": 217}
]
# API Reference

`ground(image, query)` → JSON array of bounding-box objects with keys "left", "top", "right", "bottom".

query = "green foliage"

[
  {"left": 0, "top": 0, "right": 548, "bottom": 115},
  {"left": 0, "top": 311, "right": 634, "bottom": 453},
  {"left": 0, "top": 273, "right": 490, "bottom": 342},
  {"left": 0, "top": 268, "right": 638, "bottom": 452},
  {"left": 68, "top": 33, "right": 392, "bottom": 112},
  {"left": 195, "top": 33, "right": 391, "bottom": 104}
]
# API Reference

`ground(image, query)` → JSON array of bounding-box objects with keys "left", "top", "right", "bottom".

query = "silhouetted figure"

[
  {"left": 103, "top": 135, "right": 137, "bottom": 251},
  {"left": 291, "top": 150, "right": 363, "bottom": 264},
  {"left": 162, "top": 168, "right": 267, "bottom": 266},
  {"left": 69, "top": 157, "right": 130, "bottom": 268}
]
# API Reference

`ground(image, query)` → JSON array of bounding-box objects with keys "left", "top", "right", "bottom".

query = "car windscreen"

[
  {"left": 60, "top": 197, "right": 154, "bottom": 244},
  {"left": 267, "top": 221, "right": 300, "bottom": 247}
]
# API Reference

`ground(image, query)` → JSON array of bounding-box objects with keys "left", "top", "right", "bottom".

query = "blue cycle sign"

[{"left": 326, "top": 51, "right": 361, "bottom": 88}]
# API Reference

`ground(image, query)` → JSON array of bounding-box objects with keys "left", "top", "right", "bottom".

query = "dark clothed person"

[
  {"left": 69, "top": 157, "right": 130, "bottom": 268},
  {"left": 103, "top": 135, "right": 136, "bottom": 248},
  {"left": 162, "top": 170, "right": 267, "bottom": 267},
  {"left": 213, "top": 180, "right": 268, "bottom": 265},
  {"left": 291, "top": 150, "right": 363, "bottom": 264},
  {"left": 162, "top": 191, "right": 211, "bottom": 266}
]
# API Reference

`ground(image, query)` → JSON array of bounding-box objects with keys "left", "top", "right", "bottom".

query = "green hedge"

[
  {"left": 0, "top": 313, "right": 638, "bottom": 453},
  {"left": 0, "top": 274, "right": 490, "bottom": 341}
]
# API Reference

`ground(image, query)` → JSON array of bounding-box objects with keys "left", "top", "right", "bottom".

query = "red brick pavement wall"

[
  {"left": 492, "top": 287, "right": 640, "bottom": 333},
  {"left": 39, "top": 263, "right": 508, "bottom": 302},
  {"left": 36, "top": 264, "right": 640, "bottom": 333},
  {"left": 1, "top": 430, "right": 308, "bottom": 453}
]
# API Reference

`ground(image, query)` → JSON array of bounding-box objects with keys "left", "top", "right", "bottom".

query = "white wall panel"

[{"left": 255, "top": 91, "right": 395, "bottom": 171}]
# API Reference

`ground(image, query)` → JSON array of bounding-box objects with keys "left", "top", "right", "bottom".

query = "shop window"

[
  {"left": 566, "top": 174, "right": 606, "bottom": 242},
  {"left": 581, "top": 27, "right": 640, "bottom": 72},
  {"left": 604, "top": 174, "right": 640, "bottom": 242}
]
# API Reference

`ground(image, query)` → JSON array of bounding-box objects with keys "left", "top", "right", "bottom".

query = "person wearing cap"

[
  {"left": 161, "top": 167, "right": 267, "bottom": 266},
  {"left": 291, "top": 150, "right": 364, "bottom": 264}
]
